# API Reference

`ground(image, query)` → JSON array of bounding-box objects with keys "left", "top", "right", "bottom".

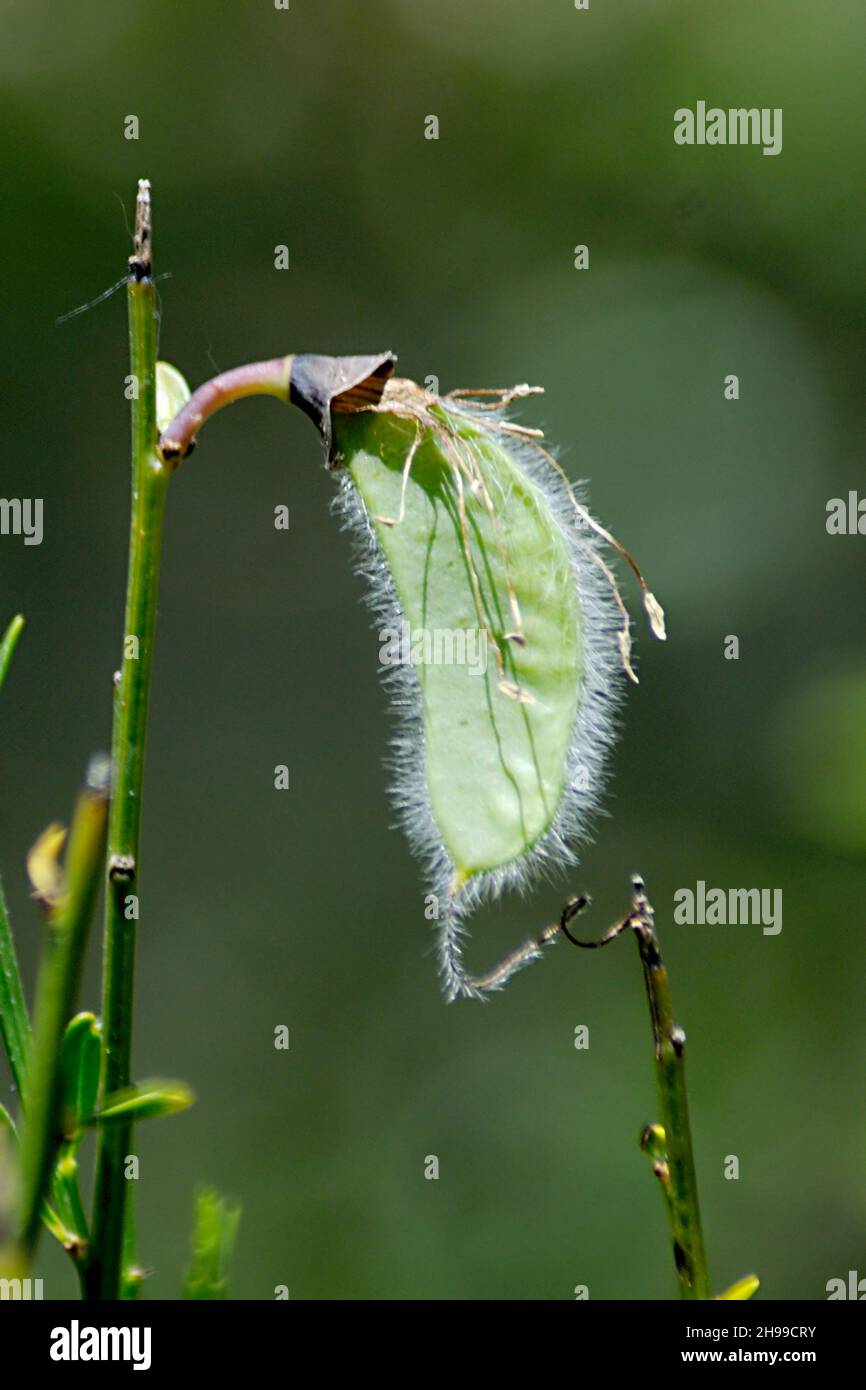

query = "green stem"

[
  {"left": 0, "top": 874, "right": 30, "bottom": 1106},
  {"left": 632, "top": 882, "right": 710, "bottom": 1299},
  {"left": 0, "top": 616, "right": 30, "bottom": 1103},
  {"left": 0, "top": 614, "right": 25, "bottom": 692},
  {"left": 2, "top": 841, "right": 96, "bottom": 1266},
  {"left": 86, "top": 180, "right": 170, "bottom": 1300},
  {"left": 16, "top": 768, "right": 109, "bottom": 1255}
]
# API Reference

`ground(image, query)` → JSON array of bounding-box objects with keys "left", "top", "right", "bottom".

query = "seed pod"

[
  {"left": 159, "top": 353, "right": 664, "bottom": 999},
  {"left": 317, "top": 369, "right": 664, "bottom": 999}
]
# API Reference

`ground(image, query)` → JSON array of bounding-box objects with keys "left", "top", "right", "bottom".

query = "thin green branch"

[
  {"left": 0, "top": 875, "right": 30, "bottom": 1106},
  {"left": 1, "top": 830, "right": 97, "bottom": 1268},
  {"left": 16, "top": 764, "right": 109, "bottom": 1256},
  {"left": 86, "top": 178, "right": 170, "bottom": 1300},
  {"left": 0, "top": 616, "right": 30, "bottom": 1103},
  {"left": 0, "top": 614, "right": 25, "bottom": 692},
  {"left": 629, "top": 879, "right": 710, "bottom": 1299},
  {"left": 562, "top": 877, "right": 711, "bottom": 1299}
]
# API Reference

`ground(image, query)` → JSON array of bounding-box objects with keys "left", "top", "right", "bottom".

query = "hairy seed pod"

[
  {"left": 314, "top": 364, "right": 664, "bottom": 999},
  {"left": 160, "top": 352, "right": 664, "bottom": 999}
]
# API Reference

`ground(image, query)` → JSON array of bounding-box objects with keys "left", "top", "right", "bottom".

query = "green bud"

[{"left": 96, "top": 1079, "right": 195, "bottom": 1124}]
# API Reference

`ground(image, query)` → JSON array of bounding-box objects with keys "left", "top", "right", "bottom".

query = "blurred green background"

[{"left": 1, "top": 0, "right": 864, "bottom": 1299}]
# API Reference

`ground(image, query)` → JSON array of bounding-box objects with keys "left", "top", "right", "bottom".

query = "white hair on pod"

[{"left": 330, "top": 404, "right": 627, "bottom": 1001}]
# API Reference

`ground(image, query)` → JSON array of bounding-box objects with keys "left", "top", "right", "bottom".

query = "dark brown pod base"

[{"left": 289, "top": 352, "right": 396, "bottom": 459}]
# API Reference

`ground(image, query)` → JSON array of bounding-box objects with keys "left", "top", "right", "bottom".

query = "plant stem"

[
  {"left": 0, "top": 614, "right": 25, "bottom": 692},
  {"left": 631, "top": 880, "right": 710, "bottom": 1299},
  {"left": 86, "top": 180, "right": 170, "bottom": 1300},
  {"left": 0, "top": 617, "right": 30, "bottom": 1102},
  {"left": 16, "top": 765, "right": 109, "bottom": 1255},
  {"left": 561, "top": 878, "right": 711, "bottom": 1298},
  {"left": 2, "top": 825, "right": 97, "bottom": 1269},
  {"left": 157, "top": 351, "right": 395, "bottom": 462},
  {"left": 0, "top": 874, "right": 30, "bottom": 1106},
  {"left": 158, "top": 356, "right": 291, "bottom": 461}
]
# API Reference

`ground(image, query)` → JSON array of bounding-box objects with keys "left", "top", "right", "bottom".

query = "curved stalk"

[
  {"left": 158, "top": 351, "right": 395, "bottom": 462},
  {"left": 158, "top": 357, "right": 292, "bottom": 461}
]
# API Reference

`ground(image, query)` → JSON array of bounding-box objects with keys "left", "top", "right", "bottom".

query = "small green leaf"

[
  {"left": 0, "top": 614, "right": 24, "bottom": 693},
  {"left": 52, "top": 1148, "right": 89, "bottom": 1250},
  {"left": 59, "top": 1012, "right": 101, "bottom": 1136},
  {"left": 156, "top": 361, "right": 191, "bottom": 437},
  {"left": 716, "top": 1274, "right": 760, "bottom": 1301},
  {"left": 95, "top": 1079, "right": 195, "bottom": 1124},
  {"left": 0, "top": 1108, "right": 85, "bottom": 1254},
  {"left": 39, "top": 1202, "right": 77, "bottom": 1251},
  {"left": 183, "top": 1187, "right": 241, "bottom": 1300}
]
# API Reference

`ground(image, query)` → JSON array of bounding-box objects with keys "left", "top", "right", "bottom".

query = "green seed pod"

[
  {"left": 318, "top": 368, "right": 665, "bottom": 999},
  {"left": 159, "top": 352, "right": 664, "bottom": 999}
]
